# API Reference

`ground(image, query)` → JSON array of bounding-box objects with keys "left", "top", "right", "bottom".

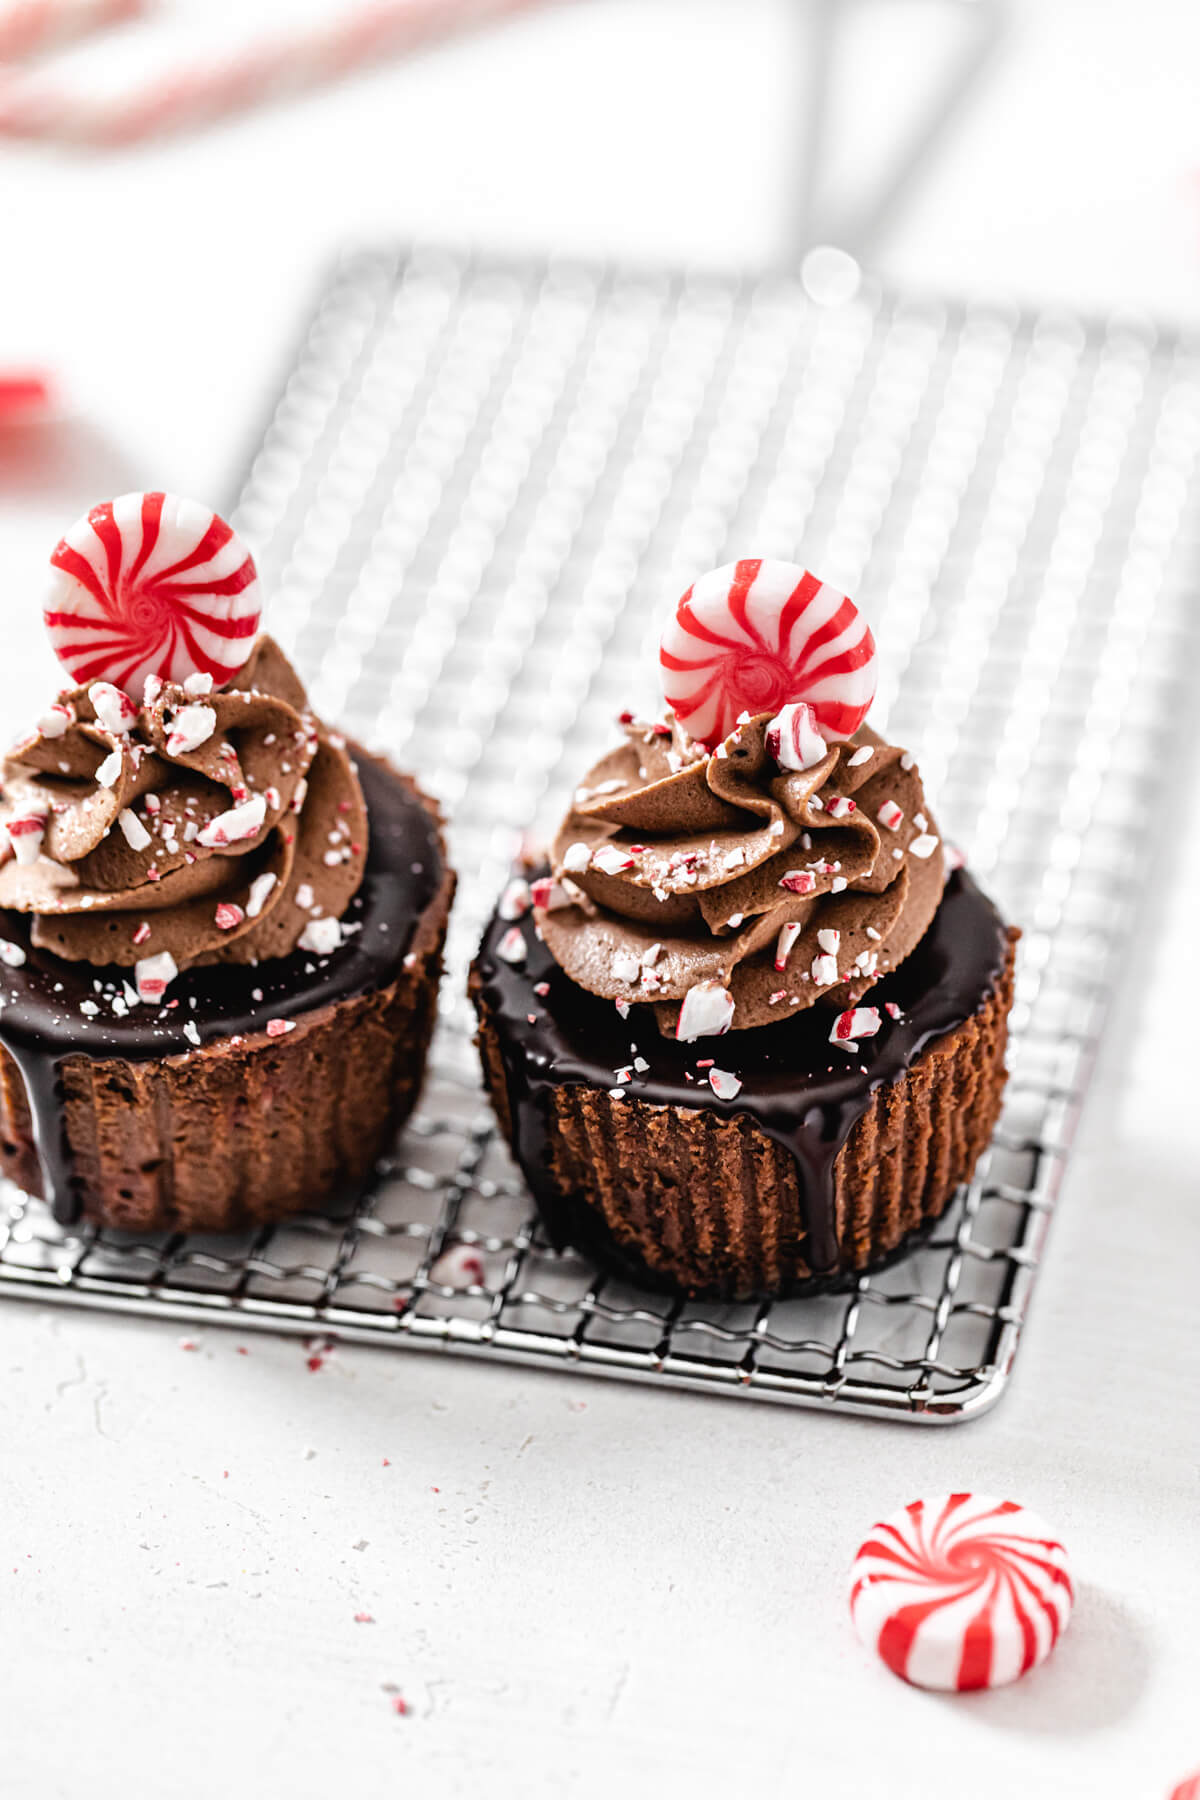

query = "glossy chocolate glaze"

[
  {"left": 0, "top": 752, "right": 443, "bottom": 1225},
  {"left": 474, "top": 868, "right": 1008, "bottom": 1286}
]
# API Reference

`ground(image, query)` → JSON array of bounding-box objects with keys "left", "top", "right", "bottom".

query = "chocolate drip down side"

[
  {"left": 0, "top": 753, "right": 444, "bottom": 1224},
  {"left": 473, "top": 869, "right": 1011, "bottom": 1287}
]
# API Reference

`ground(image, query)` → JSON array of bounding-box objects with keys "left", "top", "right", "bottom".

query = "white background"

[{"left": 1, "top": 3, "right": 1198, "bottom": 1796}]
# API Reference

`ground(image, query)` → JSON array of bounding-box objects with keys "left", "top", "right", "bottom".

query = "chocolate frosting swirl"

[
  {"left": 0, "top": 638, "right": 367, "bottom": 971},
  {"left": 539, "top": 712, "right": 945, "bottom": 1033}
]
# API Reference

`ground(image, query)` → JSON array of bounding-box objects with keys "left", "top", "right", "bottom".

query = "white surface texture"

[{"left": 1, "top": 3, "right": 1198, "bottom": 1797}]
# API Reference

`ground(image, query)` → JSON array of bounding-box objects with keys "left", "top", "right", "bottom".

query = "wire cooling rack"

[{"left": 2, "top": 249, "right": 1197, "bottom": 1421}]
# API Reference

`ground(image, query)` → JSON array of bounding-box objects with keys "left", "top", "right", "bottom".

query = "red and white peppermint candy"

[
  {"left": 850, "top": 1494, "right": 1074, "bottom": 1691},
  {"left": 45, "top": 492, "right": 261, "bottom": 696},
  {"left": 428, "top": 1244, "right": 486, "bottom": 1290},
  {"left": 676, "top": 980, "right": 735, "bottom": 1041},
  {"left": 766, "top": 700, "right": 827, "bottom": 772},
  {"left": 134, "top": 950, "right": 178, "bottom": 1005},
  {"left": 1170, "top": 1773, "right": 1200, "bottom": 1800},
  {"left": 660, "top": 558, "right": 876, "bottom": 748},
  {"left": 5, "top": 805, "right": 48, "bottom": 866},
  {"left": 197, "top": 794, "right": 267, "bottom": 849},
  {"left": 830, "top": 1006, "right": 880, "bottom": 1048}
]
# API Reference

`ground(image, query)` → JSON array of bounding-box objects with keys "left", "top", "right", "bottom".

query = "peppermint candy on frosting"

[
  {"left": 676, "top": 980, "right": 735, "bottom": 1041},
  {"left": 45, "top": 493, "right": 261, "bottom": 697},
  {"left": 850, "top": 1494, "right": 1074, "bottom": 1691},
  {"left": 660, "top": 558, "right": 876, "bottom": 748}
]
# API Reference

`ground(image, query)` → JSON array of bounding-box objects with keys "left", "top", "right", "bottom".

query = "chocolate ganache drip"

[
  {"left": 0, "top": 637, "right": 367, "bottom": 979},
  {"left": 537, "top": 708, "right": 945, "bottom": 1037}
]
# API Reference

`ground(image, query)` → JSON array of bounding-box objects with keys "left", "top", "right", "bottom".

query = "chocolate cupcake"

[
  {"left": 0, "top": 493, "right": 453, "bottom": 1233},
  {"left": 472, "top": 559, "right": 1015, "bottom": 1300}
]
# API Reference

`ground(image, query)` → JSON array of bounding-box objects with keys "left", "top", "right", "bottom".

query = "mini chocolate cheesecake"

[
  {"left": 474, "top": 867, "right": 1013, "bottom": 1299},
  {"left": 471, "top": 558, "right": 1016, "bottom": 1300},
  {"left": 0, "top": 493, "right": 454, "bottom": 1233}
]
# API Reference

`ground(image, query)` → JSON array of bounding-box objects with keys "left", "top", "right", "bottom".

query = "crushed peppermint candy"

[
  {"left": 611, "top": 950, "right": 641, "bottom": 984},
  {"left": 80, "top": 1000, "right": 100, "bottom": 1016},
  {"left": 774, "top": 921, "right": 802, "bottom": 970},
  {"left": 298, "top": 916, "right": 342, "bottom": 956},
  {"left": 591, "top": 843, "right": 636, "bottom": 876},
  {"left": 885, "top": 1002, "right": 904, "bottom": 1021},
  {"left": 847, "top": 745, "right": 874, "bottom": 766},
  {"left": 198, "top": 794, "right": 267, "bottom": 848},
  {"left": 0, "top": 940, "right": 27, "bottom": 968},
  {"left": 829, "top": 1006, "right": 882, "bottom": 1050},
  {"left": 779, "top": 869, "right": 816, "bottom": 895},
  {"left": 530, "top": 877, "right": 573, "bottom": 911},
  {"left": 876, "top": 800, "right": 904, "bottom": 832},
  {"left": 495, "top": 927, "right": 527, "bottom": 964},
  {"left": 708, "top": 1067, "right": 743, "bottom": 1100},
  {"left": 118, "top": 808, "right": 152, "bottom": 852},
  {"left": 183, "top": 672, "right": 214, "bottom": 697},
  {"left": 908, "top": 833, "right": 939, "bottom": 859},
  {"left": 831, "top": 876, "right": 848, "bottom": 893},
  {"left": 265, "top": 1018, "right": 295, "bottom": 1038},
  {"left": 498, "top": 878, "right": 533, "bottom": 920},
  {"left": 245, "top": 872, "right": 278, "bottom": 918},
  {"left": 165, "top": 703, "right": 217, "bottom": 756},
  {"left": 560, "top": 842, "right": 591, "bottom": 874},
  {"left": 215, "top": 903, "right": 245, "bottom": 931},
  {"left": 765, "top": 700, "right": 828, "bottom": 773},
  {"left": 296, "top": 883, "right": 314, "bottom": 910},
  {"left": 89, "top": 682, "right": 137, "bottom": 735},
  {"left": 135, "top": 951, "right": 178, "bottom": 1004},
  {"left": 676, "top": 980, "right": 735, "bottom": 1042},
  {"left": 6, "top": 809, "right": 48, "bottom": 865},
  {"left": 132, "top": 921, "right": 151, "bottom": 945},
  {"left": 825, "top": 796, "right": 856, "bottom": 819},
  {"left": 900, "top": 752, "right": 914, "bottom": 771},
  {"left": 812, "top": 953, "right": 839, "bottom": 986},
  {"left": 37, "top": 702, "right": 74, "bottom": 740},
  {"left": 817, "top": 928, "right": 841, "bottom": 956},
  {"left": 429, "top": 1244, "right": 486, "bottom": 1290},
  {"left": 183, "top": 1020, "right": 201, "bottom": 1048}
]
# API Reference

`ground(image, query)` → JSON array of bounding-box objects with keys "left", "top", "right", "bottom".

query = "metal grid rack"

[{"left": 2, "top": 248, "right": 1197, "bottom": 1421}]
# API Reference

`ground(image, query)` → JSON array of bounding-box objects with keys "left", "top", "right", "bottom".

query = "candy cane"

[
  {"left": 661, "top": 558, "right": 877, "bottom": 749},
  {"left": 0, "top": 0, "right": 144, "bottom": 63},
  {"left": 0, "top": 0, "right": 547, "bottom": 146},
  {"left": 45, "top": 492, "right": 262, "bottom": 697}
]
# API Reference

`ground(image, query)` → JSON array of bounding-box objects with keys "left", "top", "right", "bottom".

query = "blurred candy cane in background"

[
  {"left": 0, "top": 0, "right": 547, "bottom": 146},
  {"left": 0, "top": 0, "right": 144, "bottom": 61},
  {"left": 0, "top": 373, "right": 53, "bottom": 423}
]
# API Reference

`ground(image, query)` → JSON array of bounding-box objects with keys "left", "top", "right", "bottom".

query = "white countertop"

[{"left": 1, "top": 3, "right": 1199, "bottom": 1795}]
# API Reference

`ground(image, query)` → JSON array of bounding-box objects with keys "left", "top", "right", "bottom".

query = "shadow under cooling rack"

[{"left": 2, "top": 247, "right": 1198, "bottom": 1421}]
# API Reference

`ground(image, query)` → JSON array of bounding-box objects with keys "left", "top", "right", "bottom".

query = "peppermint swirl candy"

[
  {"left": 660, "top": 558, "right": 876, "bottom": 748},
  {"left": 850, "top": 1493, "right": 1074, "bottom": 1691},
  {"left": 45, "top": 492, "right": 261, "bottom": 697}
]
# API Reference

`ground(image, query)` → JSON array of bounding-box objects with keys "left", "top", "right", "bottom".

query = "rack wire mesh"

[{"left": 2, "top": 247, "right": 1197, "bottom": 1420}]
